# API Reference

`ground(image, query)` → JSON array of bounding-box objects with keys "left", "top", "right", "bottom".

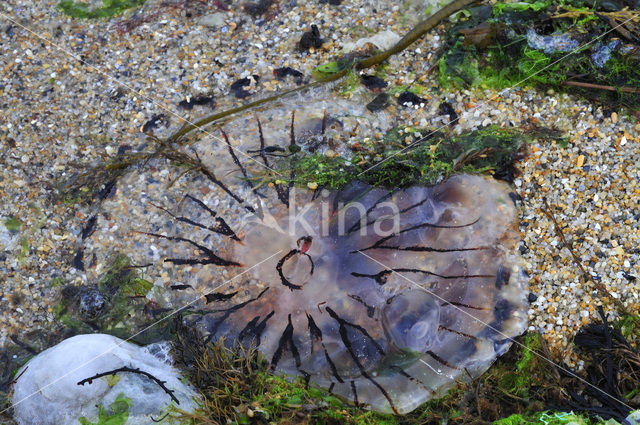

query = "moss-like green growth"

[
  {"left": 438, "top": 1, "right": 640, "bottom": 110},
  {"left": 78, "top": 393, "right": 131, "bottom": 425},
  {"left": 53, "top": 253, "right": 169, "bottom": 343},
  {"left": 266, "top": 125, "right": 554, "bottom": 191},
  {"left": 58, "top": 0, "right": 146, "bottom": 19},
  {"left": 3, "top": 216, "right": 22, "bottom": 232},
  {"left": 494, "top": 411, "right": 595, "bottom": 425},
  {"left": 172, "top": 324, "right": 401, "bottom": 425},
  {"left": 618, "top": 313, "right": 640, "bottom": 346}
]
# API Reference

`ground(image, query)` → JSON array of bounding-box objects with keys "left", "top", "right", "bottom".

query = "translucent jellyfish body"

[{"left": 166, "top": 173, "right": 527, "bottom": 414}]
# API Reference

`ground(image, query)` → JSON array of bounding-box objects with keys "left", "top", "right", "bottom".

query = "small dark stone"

[
  {"left": 438, "top": 101, "right": 459, "bottom": 126},
  {"left": 78, "top": 287, "right": 105, "bottom": 319},
  {"left": 623, "top": 272, "right": 637, "bottom": 282},
  {"left": 81, "top": 216, "right": 98, "bottom": 241},
  {"left": 97, "top": 179, "right": 117, "bottom": 200},
  {"left": 509, "top": 192, "right": 522, "bottom": 205},
  {"left": 360, "top": 75, "right": 387, "bottom": 91},
  {"left": 72, "top": 249, "right": 85, "bottom": 271},
  {"left": 116, "top": 145, "right": 132, "bottom": 156},
  {"left": 299, "top": 24, "right": 323, "bottom": 51},
  {"left": 528, "top": 293, "right": 538, "bottom": 303},
  {"left": 230, "top": 75, "right": 260, "bottom": 99},
  {"left": 397, "top": 91, "right": 426, "bottom": 108},
  {"left": 243, "top": 0, "right": 274, "bottom": 16},
  {"left": 366, "top": 93, "right": 390, "bottom": 112},
  {"left": 141, "top": 114, "right": 165, "bottom": 133},
  {"left": 178, "top": 95, "right": 216, "bottom": 110},
  {"left": 273, "top": 67, "right": 304, "bottom": 83},
  {"left": 319, "top": 0, "right": 342, "bottom": 4}
]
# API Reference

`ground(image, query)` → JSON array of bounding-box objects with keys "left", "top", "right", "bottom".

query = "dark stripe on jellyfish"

[
  {"left": 325, "top": 307, "right": 385, "bottom": 355},
  {"left": 287, "top": 111, "right": 296, "bottom": 202},
  {"left": 438, "top": 325, "right": 479, "bottom": 341},
  {"left": 151, "top": 197, "right": 240, "bottom": 242},
  {"left": 426, "top": 350, "right": 462, "bottom": 370},
  {"left": 238, "top": 310, "right": 275, "bottom": 345},
  {"left": 346, "top": 192, "right": 394, "bottom": 234},
  {"left": 221, "top": 129, "right": 254, "bottom": 188},
  {"left": 357, "top": 245, "right": 489, "bottom": 254},
  {"left": 347, "top": 294, "right": 376, "bottom": 318},
  {"left": 307, "top": 313, "right": 344, "bottom": 383},
  {"left": 352, "top": 268, "right": 494, "bottom": 285},
  {"left": 185, "top": 195, "right": 241, "bottom": 241},
  {"left": 205, "top": 290, "right": 238, "bottom": 303},
  {"left": 389, "top": 365, "right": 435, "bottom": 395},
  {"left": 495, "top": 265, "right": 511, "bottom": 289},
  {"left": 348, "top": 192, "right": 436, "bottom": 235},
  {"left": 275, "top": 184, "right": 290, "bottom": 208},
  {"left": 276, "top": 249, "right": 314, "bottom": 290},
  {"left": 326, "top": 307, "right": 398, "bottom": 414},
  {"left": 441, "top": 301, "right": 491, "bottom": 311},
  {"left": 256, "top": 116, "right": 270, "bottom": 169},
  {"left": 208, "top": 287, "right": 270, "bottom": 337},
  {"left": 138, "top": 232, "right": 241, "bottom": 267},
  {"left": 198, "top": 165, "right": 256, "bottom": 214},
  {"left": 270, "top": 314, "right": 311, "bottom": 386},
  {"left": 352, "top": 218, "right": 481, "bottom": 253},
  {"left": 350, "top": 381, "right": 359, "bottom": 407}
]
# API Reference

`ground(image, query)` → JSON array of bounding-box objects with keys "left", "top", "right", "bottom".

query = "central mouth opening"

[{"left": 277, "top": 236, "right": 315, "bottom": 291}]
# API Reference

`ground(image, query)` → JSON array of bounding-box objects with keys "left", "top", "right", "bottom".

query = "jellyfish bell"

[{"left": 141, "top": 110, "right": 528, "bottom": 415}]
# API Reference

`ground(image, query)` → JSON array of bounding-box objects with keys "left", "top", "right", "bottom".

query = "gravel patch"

[{"left": 1, "top": 0, "right": 638, "bottom": 378}]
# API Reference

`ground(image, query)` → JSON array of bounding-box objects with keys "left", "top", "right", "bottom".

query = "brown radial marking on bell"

[
  {"left": 327, "top": 306, "right": 399, "bottom": 414},
  {"left": 438, "top": 325, "right": 479, "bottom": 341}
]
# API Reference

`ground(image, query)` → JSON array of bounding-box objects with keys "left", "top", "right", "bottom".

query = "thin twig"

[
  {"left": 561, "top": 80, "right": 640, "bottom": 94},
  {"left": 77, "top": 366, "right": 180, "bottom": 405}
]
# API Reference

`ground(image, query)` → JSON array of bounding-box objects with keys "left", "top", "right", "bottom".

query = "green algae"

[
  {"left": 438, "top": 0, "right": 640, "bottom": 110},
  {"left": 494, "top": 411, "right": 594, "bottom": 425},
  {"left": 78, "top": 393, "right": 131, "bottom": 425},
  {"left": 53, "top": 253, "right": 169, "bottom": 343},
  {"left": 3, "top": 216, "right": 22, "bottom": 232},
  {"left": 58, "top": 0, "right": 146, "bottom": 19},
  {"left": 269, "top": 124, "right": 548, "bottom": 191}
]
